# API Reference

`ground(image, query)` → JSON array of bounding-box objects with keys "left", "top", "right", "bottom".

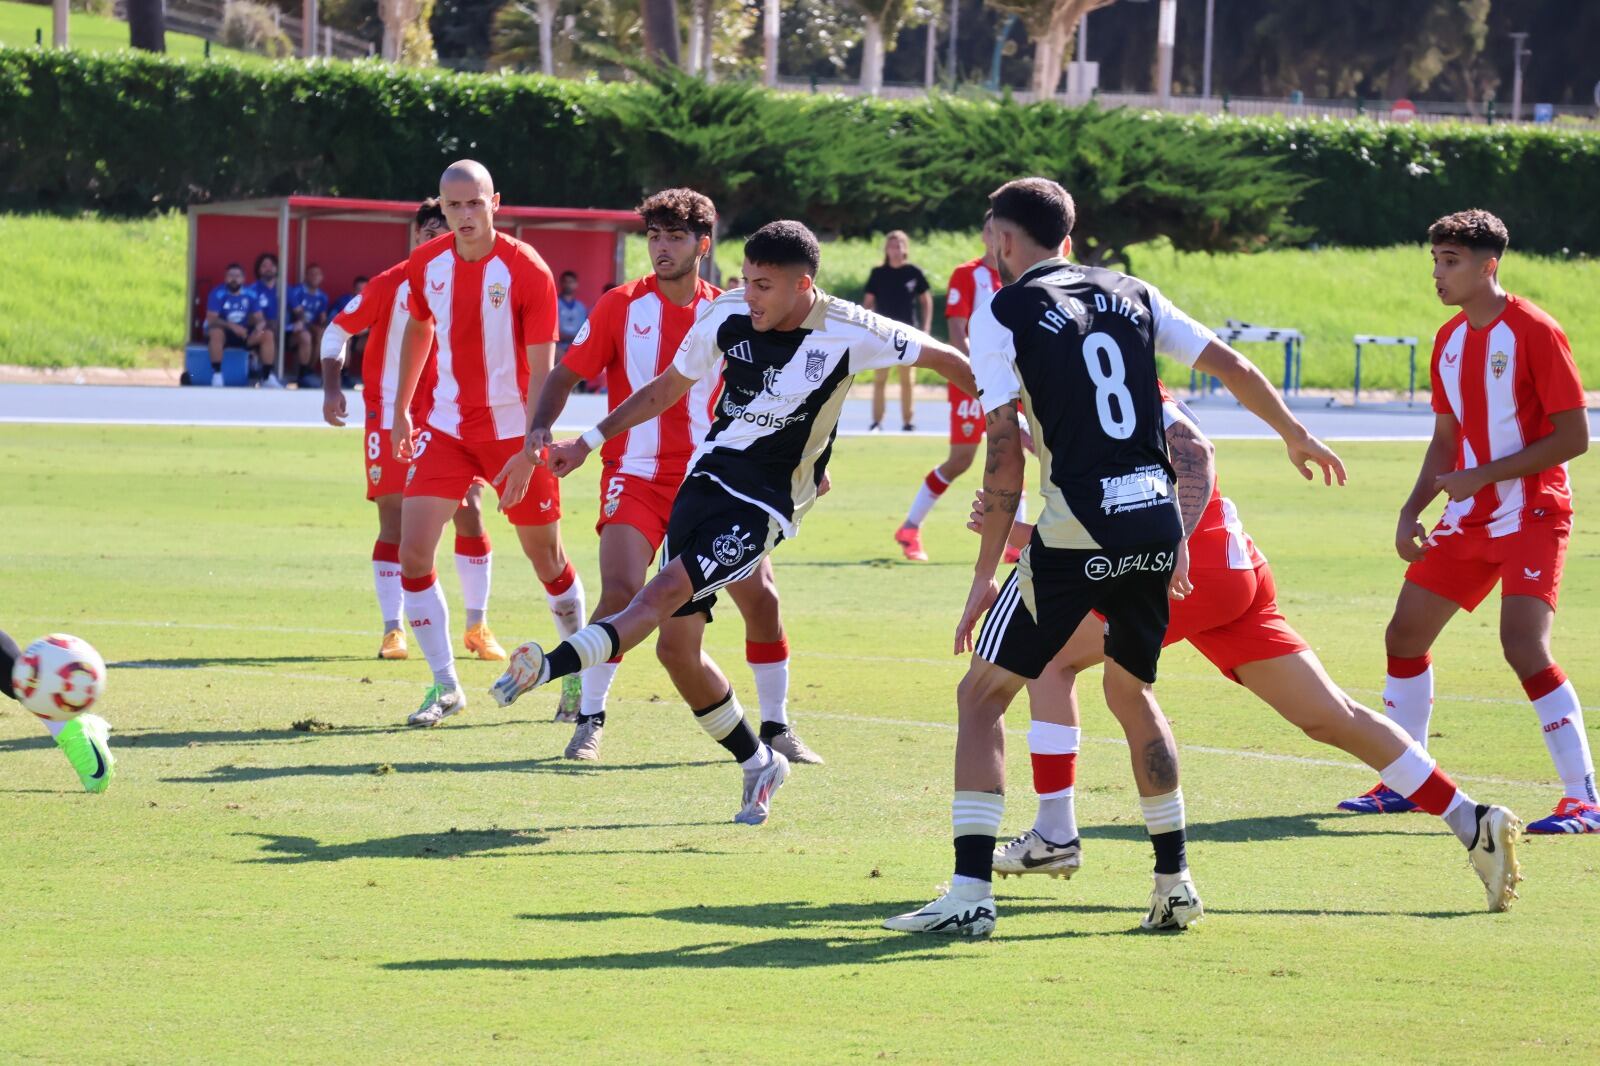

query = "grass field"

[
  {"left": 0, "top": 1, "right": 249, "bottom": 60},
  {"left": 7, "top": 210, "right": 1599, "bottom": 392},
  {"left": 2, "top": 425, "right": 1598, "bottom": 1062}
]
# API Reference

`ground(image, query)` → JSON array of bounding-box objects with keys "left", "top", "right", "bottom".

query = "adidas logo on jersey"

[{"left": 726, "top": 340, "right": 754, "bottom": 363}]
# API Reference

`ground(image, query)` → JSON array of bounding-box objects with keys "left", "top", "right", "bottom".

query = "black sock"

[
  {"left": 954, "top": 834, "right": 996, "bottom": 883},
  {"left": 544, "top": 643, "right": 580, "bottom": 681},
  {"left": 1150, "top": 829, "right": 1187, "bottom": 876},
  {"left": 759, "top": 721, "right": 790, "bottom": 741},
  {"left": 578, "top": 711, "right": 605, "bottom": 726},
  {"left": 0, "top": 628, "right": 17, "bottom": 701}
]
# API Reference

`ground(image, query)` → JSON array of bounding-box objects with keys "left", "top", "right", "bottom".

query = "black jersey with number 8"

[{"left": 968, "top": 258, "right": 1218, "bottom": 551}]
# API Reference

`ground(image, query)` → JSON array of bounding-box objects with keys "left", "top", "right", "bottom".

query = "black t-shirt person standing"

[{"left": 863, "top": 230, "right": 932, "bottom": 431}]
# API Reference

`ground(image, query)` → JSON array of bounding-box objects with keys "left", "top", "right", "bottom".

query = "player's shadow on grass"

[
  {"left": 1082, "top": 811, "right": 1422, "bottom": 843},
  {"left": 238, "top": 824, "right": 726, "bottom": 863},
  {"left": 0, "top": 718, "right": 542, "bottom": 755},
  {"left": 165, "top": 756, "right": 719, "bottom": 784},
  {"left": 109, "top": 655, "right": 370, "bottom": 669}
]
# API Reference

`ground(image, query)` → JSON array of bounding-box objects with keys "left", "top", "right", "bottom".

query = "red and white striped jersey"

[
  {"left": 944, "top": 256, "right": 1001, "bottom": 322},
  {"left": 324, "top": 260, "right": 435, "bottom": 430},
  {"left": 1159, "top": 384, "right": 1265, "bottom": 571},
  {"left": 1430, "top": 295, "right": 1586, "bottom": 537},
  {"left": 404, "top": 231, "right": 559, "bottom": 442},
  {"left": 560, "top": 273, "right": 722, "bottom": 483}
]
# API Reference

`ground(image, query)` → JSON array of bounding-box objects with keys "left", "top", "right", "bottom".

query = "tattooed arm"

[
  {"left": 956, "top": 404, "right": 1026, "bottom": 654},
  {"left": 1166, "top": 416, "right": 1216, "bottom": 541},
  {"left": 1164, "top": 414, "right": 1215, "bottom": 601}
]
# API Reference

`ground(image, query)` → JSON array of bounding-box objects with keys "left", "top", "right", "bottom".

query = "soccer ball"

[{"left": 11, "top": 634, "right": 107, "bottom": 722}]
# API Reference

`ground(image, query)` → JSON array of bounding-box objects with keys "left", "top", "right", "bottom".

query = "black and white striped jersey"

[
  {"left": 672, "top": 288, "right": 935, "bottom": 537},
  {"left": 969, "top": 258, "right": 1216, "bottom": 550}
]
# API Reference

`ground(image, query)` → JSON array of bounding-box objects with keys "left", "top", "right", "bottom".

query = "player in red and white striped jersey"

[
  {"left": 387, "top": 161, "right": 587, "bottom": 728},
  {"left": 525, "top": 188, "right": 821, "bottom": 766},
  {"left": 894, "top": 215, "right": 1025, "bottom": 564},
  {"left": 1340, "top": 209, "right": 1595, "bottom": 834},
  {"left": 977, "top": 383, "right": 1524, "bottom": 911},
  {"left": 320, "top": 199, "right": 504, "bottom": 667}
]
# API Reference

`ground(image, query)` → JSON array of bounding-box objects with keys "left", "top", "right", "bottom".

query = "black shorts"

[
  {"left": 661, "top": 474, "right": 784, "bottom": 618},
  {"left": 975, "top": 535, "right": 1178, "bottom": 683}
]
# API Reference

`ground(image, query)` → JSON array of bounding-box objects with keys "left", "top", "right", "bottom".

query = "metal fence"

[{"left": 772, "top": 77, "right": 1597, "bottom": 125}]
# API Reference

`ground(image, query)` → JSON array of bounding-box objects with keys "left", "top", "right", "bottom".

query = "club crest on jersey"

[
  {"left": 487, "top": 282, "right": 507, "bottom": 310},
  {"left": 1491, "top": 350, "right": 1509, "bottom": 379},
  {"left": 726, "top": 340, "right": 754, "bottom": 363},
  {"left": 804, "top": 348, "right": 827, "bottom": 382},
  {"left": 368, "top": 464, "right": 383, "bottom": 485},
  {"left": 603, "top": 496, "right": 620, "bottom": 517},
  {"left": 572, "top": 320, "right": 591, "bottom": 346},
  {"left": 712, "top": 525, "right": 754, "bottom": 566},
  {"left": 406, "top": 464, "right": 418, "bottom": 486}
]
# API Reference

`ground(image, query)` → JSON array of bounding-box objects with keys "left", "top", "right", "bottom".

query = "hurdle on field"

[
  {"left": 1352, "top": 334, "right": 1419, "bottom": 406},
  {"left": 1188, "top": 321, "right": 1304, "bottom": 397}
]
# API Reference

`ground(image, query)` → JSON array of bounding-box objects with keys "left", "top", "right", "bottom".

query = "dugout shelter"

[{"left": 186, "top": 196, "right": 641, "bottom": 385}]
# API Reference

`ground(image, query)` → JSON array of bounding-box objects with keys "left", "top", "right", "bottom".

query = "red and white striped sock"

[
  {"left": 1383, "top": 653, "right": 1434, "bottom": 747},
  {"left": 401, "top": 571, "right": 458, "bottom": 689},
  {"left": 453, "top": 533, "right": 492, "bottom": 627},
  {"left": 1028, "top": 721, "right": 1079, "bottom": 843},
  {"left": 1524, "top": 665, "right": 1597, "bottom": 803},
  {"left": 542, "top": 562, "right": 586, "bottom": 640},
  {"left": 905, "top": 468, "right": 951, "bottom": 528},
  {"left": 746, "top": 638, "right": 790, "bottom": 727},
  {"left": 372, "top": 539, "right": 403, "bottom": 631},
  {"left": 1379, "top": 742, "right": 1477, "bottom": 844}
]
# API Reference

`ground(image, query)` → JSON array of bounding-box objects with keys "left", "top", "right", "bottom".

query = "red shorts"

[
  {"left": 363, "top": 409, "right": 411, "bottom": 501},
  {"left": 596, "top": 465, "right": 677, "bottom": 551},
  {"left": 1405, "top": 519, "right": 1569, "bottom": 611},
  {"left": 1166, "top": 562, "right": 1308, "bottom": 682},
  {"left": 404, "top": 426, "right": 560, "bottom": 527},
  {"left": 949, "top": 384, "right": 984, "bottom": 445}
]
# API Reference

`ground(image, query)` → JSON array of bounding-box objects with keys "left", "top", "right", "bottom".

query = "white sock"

[
  {"left": 373, "top": 560, "right": 403, "bottom": 631},
  {"left": 454, "top": 536, "right": 492, "bottom": 626},
  {"left": 1027, "top": 721, "right": 1079, "bottom": 843},
  {"left": 41, "top": 718, "right": 66, "bottom": 738},
  {"left": 1138, "top": 789, "right": 1185, "bottom": 834},
  {"left": 546, "top": 572, "right": 586, "bottom": 641},
  {"left": 740, "top": 744, "right": 772, "bottom": 770},
  {"left": 580, "top": 660, "right": 620, "bottom": 717},
  {"left": 402, "top": 573, "right": 458, "bottom": 689},
  {"left": 747, "top": 639, "right": 790, "bottom": 726},
  {"left": 1383, "top": 655, "right": 1434, "bottom": 747},
  {"left": 905, "top": 468, "right": 950, "bottom": 527},
  {"left": 372, "top": 541, "right": 403, "bottom": 631},
  {"left": 1015, "top": 492, "right": 1028, "bottom": 524},
  {"left": 1528, "top": 669, "right": 1597, "bottom": 803}
]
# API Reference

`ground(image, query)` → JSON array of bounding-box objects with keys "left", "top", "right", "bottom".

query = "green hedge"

[{"left": 4, "top": 47, "right": 1599, "bottom": 253}]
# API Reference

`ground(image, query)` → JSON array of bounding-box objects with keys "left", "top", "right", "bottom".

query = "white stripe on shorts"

[{"left": 976, "top": 570, "right": 1022, "bottom": 663}]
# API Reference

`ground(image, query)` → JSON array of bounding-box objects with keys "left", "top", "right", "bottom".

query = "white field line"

[
  {"left": 87, "top": 657, "right": 1559, "bottom": 792},
  {"left": 53, "top": 616, "right": 1594, "bottom": 716}
]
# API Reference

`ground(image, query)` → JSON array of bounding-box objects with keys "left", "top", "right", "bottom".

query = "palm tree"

[
  {"left": 987, "top": 0, "right": 1120, "bottom": 98},
  {"left": 640, "top": 0, "right": 681, "bottom": 64}
]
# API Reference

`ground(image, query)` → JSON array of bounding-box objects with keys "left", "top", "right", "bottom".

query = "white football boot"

[
  {"left": 407, "top": 683, "right": 466, "bottom": 727},
  {"left": 992, "top": 830, "right": 1082, "bottom": 879},
  {"left": 1141, "top": 869, "right": 1203, "bottom": 931},
  {"left": 883, "top": 889, "right": 997, "bottom": 937},
  {"left": 733, "top": 749, "right": 790, "bottom": 826},
  {"left": 490, "top": 642, "right": 547, "bottom": 708},
  {"left": 1468, "top": 804, "right": 1523, "bottom": 912}
]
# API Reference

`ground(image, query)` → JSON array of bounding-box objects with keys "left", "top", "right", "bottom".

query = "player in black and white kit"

[
  {"left": 490, "top": 220, "right": 977, "bottom": 826},
  {"left": 886, "top": 178, "right": 1346, "bottom": 938}
]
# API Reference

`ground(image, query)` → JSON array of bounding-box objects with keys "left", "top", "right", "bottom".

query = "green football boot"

[{"left": 57, "top": 714, "right": 114, "bottom": 794}]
